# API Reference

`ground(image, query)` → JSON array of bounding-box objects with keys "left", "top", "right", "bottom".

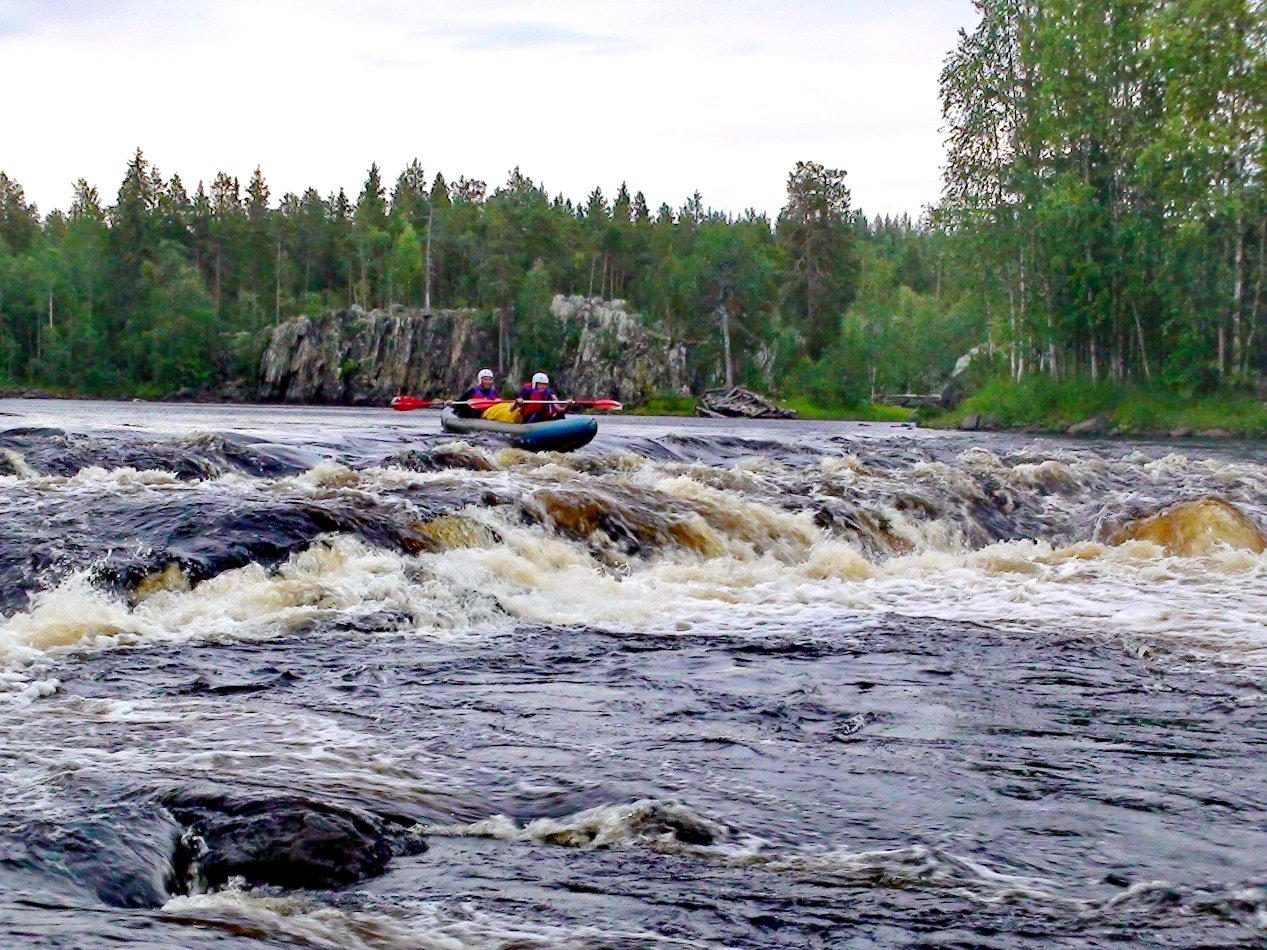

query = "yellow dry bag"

[{"left": 482, "top": 402, "right": 524, "bottom": 424}]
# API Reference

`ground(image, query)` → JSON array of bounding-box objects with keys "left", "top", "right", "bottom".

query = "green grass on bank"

[
  {"left": 627, "top": 395, "right": 699, "bottom": 416},
  {"left": 627, "top": 393, "right": 914, "bottom": 422},
  {"left": 779, "top": 398, "right": 914, "bottom": 422},
  {"left": 928, "top": 377, "right": 1267, "bottom": 437}
]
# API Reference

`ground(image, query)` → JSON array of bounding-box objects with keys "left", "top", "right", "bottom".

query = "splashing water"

[{"left": 0, "top": 399, "right": 1265, "bottom": 948}]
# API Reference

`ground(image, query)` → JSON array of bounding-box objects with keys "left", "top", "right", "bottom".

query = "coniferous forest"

[
  {"left": 0, "top": 155, "right": 958, "bottom": 405},
  {"left": 1, "top": 0, "right": 1264, "bottom": 410}
]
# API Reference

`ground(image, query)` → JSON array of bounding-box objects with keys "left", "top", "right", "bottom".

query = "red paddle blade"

[
  {"left": 577, "top": 399, "right": 623, "bottom": 411},
  {"left": 390, "top": 396, "right": 437, "bottom": 411}
]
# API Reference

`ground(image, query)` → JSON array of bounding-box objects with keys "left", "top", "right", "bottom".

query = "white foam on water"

[
  {"left": 160, "top": 886, "right": 694, "bottom": 949},
  {"left": 0, "top": 534, "right": 510, "bottom": 687},
  {"left": 0, "top": 683, "right": 469, "bottom": 818},
  {"left": 420, "top": 502, "right": 1267, "bottom": 667},
  {"left": 421, "top": 798, "right": 730, "bottom": 852},
  {"left": 422, "top": 799, "right": 1070, "bottom": 908},
  {"left": 3, "top": 447, "right": 1266, "bottom": 680},
  {"left": 1, "top": 448, "right": 36, "bottom": 478},
  {"left": 23, "top": 464, "right": 185, "bottom": 491}
]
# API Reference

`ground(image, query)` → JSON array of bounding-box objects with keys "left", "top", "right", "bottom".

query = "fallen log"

[{"left": 696, "top": 387, "right": 797, "bottom": 419}]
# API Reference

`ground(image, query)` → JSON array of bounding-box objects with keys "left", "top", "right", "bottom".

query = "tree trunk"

[
  {"left": 275, "top": 237, "right": 282, "bottom": 324},
  {"left": 718, "top": 302, "right": 734, "bottom": 389},
  {"left": 1132, "top": 303, "right": 1151, "bottom": 382},
  {"left": 1218, "top": 320, "right": 1226, "bottom": 379},
  {"left": 423, "top": 212, "right": 433, "bottom": 314},
  {"left": 498, "top": 307, "right": 508, "bottom": 374},
  {"left": 1233, "top": 223, "right": 1245, "bottom": 375},
  {"left": 1246, "top": 216, "right": 1266, "bottom": 377}
]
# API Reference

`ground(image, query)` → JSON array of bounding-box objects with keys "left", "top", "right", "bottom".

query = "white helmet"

[
  {"left": 478, "top": 368, "right": 494, "bottom": 380},
  {"left": 532, "top": 372, "right": 549, "bottom": 385}
]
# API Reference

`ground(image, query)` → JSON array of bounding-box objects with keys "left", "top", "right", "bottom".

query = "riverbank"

[{"left": 922, "top": 378, "right": 1267, "bottom": 439}]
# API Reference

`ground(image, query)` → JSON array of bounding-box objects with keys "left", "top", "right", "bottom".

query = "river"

[{"left": 0, "top": 399, "right": 1264, "bottom": 948}]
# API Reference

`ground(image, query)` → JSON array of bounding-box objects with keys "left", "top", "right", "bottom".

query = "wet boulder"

[
  {"left": 939, "top": 381, "right": 965, "bottom": 410},
  {"left": 1108, "top": 497, "right": 1266, "bottom": 556},
  {"left": 167, "top": 794, "right": 426, "bottom": 891},
  {"left": 1068, "top": 414, "right": 1109, "bottom": 436}
]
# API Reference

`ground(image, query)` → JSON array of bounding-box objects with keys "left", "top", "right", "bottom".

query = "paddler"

[
  {"left": 516, "top": 372, "right": 571, "bottom": 424},
  {"left": 453, "top": 368, "right": 499, "bottom": 419}
]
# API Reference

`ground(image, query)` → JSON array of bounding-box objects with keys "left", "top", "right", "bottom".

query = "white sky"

[{"left": 0, "top": 0, "right": 979, "bottom": 221}]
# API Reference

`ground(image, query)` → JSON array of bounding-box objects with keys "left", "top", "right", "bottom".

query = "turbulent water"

[{"left": 1, "top": 398, "right": 1265, "bottom": 948}]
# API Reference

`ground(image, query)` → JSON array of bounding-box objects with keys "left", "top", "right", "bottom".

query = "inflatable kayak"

[{"left": 439, "top": 407, "right": 597, "bottom": 452}]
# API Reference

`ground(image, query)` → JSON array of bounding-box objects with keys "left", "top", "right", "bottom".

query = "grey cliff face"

[
  {"left": 550, "top": 295, "right": 687, "bottom": 402},
  {"left": 257, "top": 297, "right": 687, "bottom": 404}
]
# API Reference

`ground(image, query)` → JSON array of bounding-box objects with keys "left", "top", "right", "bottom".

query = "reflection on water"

[{"left": 0, "top": 398, "right": 1264, "bottom": 947}]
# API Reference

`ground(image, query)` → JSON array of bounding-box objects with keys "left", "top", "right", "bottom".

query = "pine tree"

[{"left": 776, "top": 161, "right": 859, "bottom": 360}]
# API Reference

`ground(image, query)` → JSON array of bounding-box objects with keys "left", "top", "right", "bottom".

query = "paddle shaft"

[{"left": 390, "top": 396, "right": 622, "bottom": 411}]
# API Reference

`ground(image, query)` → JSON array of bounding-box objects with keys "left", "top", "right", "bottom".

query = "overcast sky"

[{"left": 1, "top": 0, "right": 979, "bottom": 221}]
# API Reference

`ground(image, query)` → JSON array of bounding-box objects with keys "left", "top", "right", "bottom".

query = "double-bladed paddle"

[{"left": 390, "top": 395, "right": 623, "bottom": 412}]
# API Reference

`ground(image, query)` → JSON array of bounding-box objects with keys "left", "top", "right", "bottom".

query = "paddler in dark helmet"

[
  {"left": 516, "top": 372, "right": 568, "bottom": 424},
  {"left": 453, "top": 368, "right": 498, "bottom": 418}
]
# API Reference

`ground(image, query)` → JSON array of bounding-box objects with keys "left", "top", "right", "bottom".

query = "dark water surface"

[{"left": 0, "top": 399, "right": 1264, "bottom": 948}]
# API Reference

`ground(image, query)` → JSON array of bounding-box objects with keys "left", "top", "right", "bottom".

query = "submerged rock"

[
  {"left": 18, "top": 806, "right": 183, "bottom": 909},
  {"left": 1108, "top": 497, "right": 1267, "bottom": 556},
  {"left": 167, "top": 794, "right": 426, "bottom": 891}
]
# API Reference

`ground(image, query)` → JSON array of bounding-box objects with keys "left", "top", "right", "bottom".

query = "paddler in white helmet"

[
  {"left": 516, "top": 372, "right": 569, "bottom": 424},
  {"left": 453, "top": 368, "right": 499, "bottom": 418}
]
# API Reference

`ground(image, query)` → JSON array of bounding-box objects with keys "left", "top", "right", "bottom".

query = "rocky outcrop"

[
  {"left": 958, "top": 413, "right": 1001, "bottom": 432},
  {"left": 1107, "top": 497, "right": 1266, "bottom": 556},
  {"left": 551, "top": 295, "right": 688, "bottom": 401},
  {"left": 257, "top": 307, "right": 494, "bottom": 405},
  {"left": 1068, "top": 414, "right": 1110, "bottom": 436},
  {"left": 167, "top": 793, "right": 426, "bottom": 892},
  {"left": 257, "top": 296, "right": 688, "bottom": 405}
]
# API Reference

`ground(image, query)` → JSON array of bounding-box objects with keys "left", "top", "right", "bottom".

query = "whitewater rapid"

[{"left": 0, "top": 400, "right": 1264, "bottom": 948}]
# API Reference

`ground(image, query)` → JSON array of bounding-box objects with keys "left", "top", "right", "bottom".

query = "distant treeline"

[{"left": 0, "top": 154, "right": 970, "bottom": 402}]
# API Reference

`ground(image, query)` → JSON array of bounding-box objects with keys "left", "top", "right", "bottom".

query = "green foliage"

[
  {"left": 627, "top": 394, "right": 696, "bottom": 416},
  {"left": 0, "top": 151, "right": 1003, "bottom": 403},
  {"left": 511, "top": 260, "right": 564, "bottom": 371},
  {"left": 784, "top": 347, "right": 870, "bottom": 408},
  {"left": 939, "top": 0, "right": 1267, "bottom": 388},
  {"left": 777, "top": 161, "right": 859, "bottom": 360},
  {"left": 780, "top": 398, "right": 914, "bottom": 422},
  {"left": 940, "top": 376, "right": 1267, "bottom": 437},
  {"left": 388, "top": 223, "right": 423, "bottom": 305}
]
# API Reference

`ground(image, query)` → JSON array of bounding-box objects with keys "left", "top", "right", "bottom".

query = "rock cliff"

[
  {"left": 256, "top": 296, "right": 687, "bottom": 404},
  {"left": 550, "top": 295, "right": 688, "bottom": 402}
]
